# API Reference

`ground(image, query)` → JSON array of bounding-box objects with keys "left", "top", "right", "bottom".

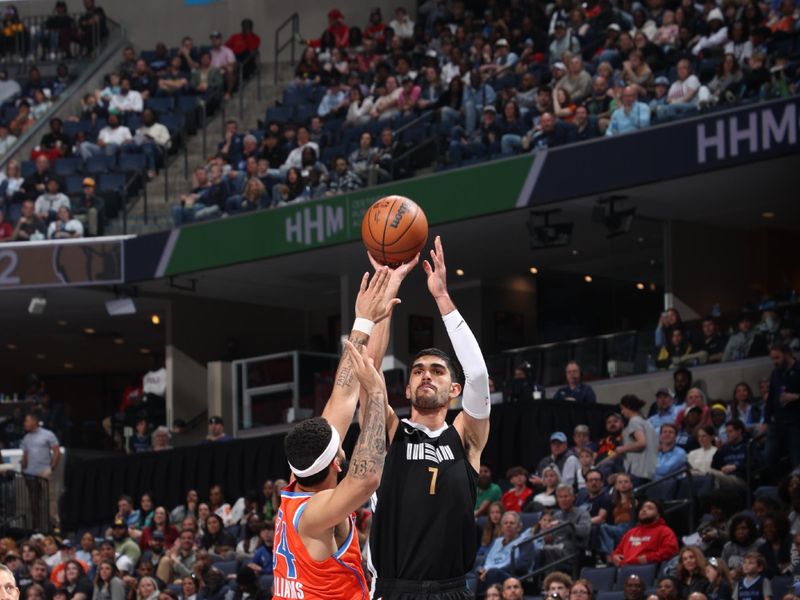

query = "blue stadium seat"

[
  {"left": 85, "top": 155, "right": 113, "bottom": 175},
  {"left": 401, "top": 126, "right": 427, "bottom": 146},
  {"left": 282, "top": 87, "right": 310, "bottom": 106},
  {"left": 20, "top": 160, "right": 36, "bottom": 177},
  {"left": 615, "top": 564, "right": 657, "bottom": 590},
  {"left": 145, "top": 97, "right": 175, "bottom": 114},
  {"left": 214, "top": 560, "right": 238, "bottom": 577},
  {"left": 598, "top": 592, "right": 624, "bottom": 600},
  {"left": 54, "top": 157, "right": 81, "bottom": 177},
  {"left": 177, "top": 95, "right": 199, "bottom": 113},
  {"left": 98, "top": 173, "right": 126, "bottom": 193},
  {"left": 139, "top": 50, "right": 157, "bottom": 62},
  {"left": 321, "top": 145, "right": 345, "bottom": 164},
  {"left": 63, "top": 120, "right": 91, "bottom": 138},
  {"left": 8, "top": 202, "right": 21, "bottom": 223},
  {"left": 580, "top": 567, "right": 616, "bottom": 592},
  {"left": 520, "top": 512, "right": 540, "bottom": 529},
  {"left": 294, "top": 104, "right": 316, "bottom": 124},
  {"left": 118, "top": 153, "right": 147, "bottom": 174},
  {"left": 266, "top": 106, "right": 292, "bottom": 124},
  {"left": 644, "top": 478, "right": 677, "bottom": 501},
  {"left": 65, "top": 175, "right": 84, "bottom": 195},
  {"left": 160, "top": 113, "right": 185, "bottom": 135},
  {"left": 771, "top": 576, "right": 792, "bottom": 599},
  {"left": 124, "top": 114, "right": 144, "bottom": 131}
]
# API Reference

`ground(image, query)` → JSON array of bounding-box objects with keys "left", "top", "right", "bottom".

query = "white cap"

[
  {"left": 553, "top": 61, "right": 567, "bottom": 70},
  {"left": 116, "top": 555, "right": 134, "bottom": 573},
  {"left": 706, "top": 7, "right": 724, "bottom": 22},
  {"left": 608, "top": 23, "right": 622, "bottom": 32},
  {"left": 495, "top": 38, "right": 510, "bottom": 47}
]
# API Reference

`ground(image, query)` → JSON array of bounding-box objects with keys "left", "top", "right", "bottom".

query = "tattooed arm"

[
  {"left": 301, "top": 341, "right": 388, "bottom": 537},
  {"left": 321, "top": 267, "right": 399, "bottom": 440}
]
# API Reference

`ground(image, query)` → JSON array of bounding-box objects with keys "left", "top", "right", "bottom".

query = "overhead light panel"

[
  {"left": 105, "top": 297, "right": 136, "bottom": 316},
  {"left": 527, "top": 210, "right": 573, "bottom": 249},
  {"left": 28, "top": 295, "right": 46, "bottom": 315}
]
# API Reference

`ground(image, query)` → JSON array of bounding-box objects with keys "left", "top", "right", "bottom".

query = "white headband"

[{"left": 288, "top": 426, "right": 341, "bottom": 478}]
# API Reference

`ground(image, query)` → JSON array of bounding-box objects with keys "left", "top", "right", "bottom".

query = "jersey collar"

[{"left": 401, "top": 418, "right": 448, "bottom": 438}]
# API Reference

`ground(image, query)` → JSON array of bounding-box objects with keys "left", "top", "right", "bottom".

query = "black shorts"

[{"left": 374, "top": 576, "right": 471, "bottom": 600}]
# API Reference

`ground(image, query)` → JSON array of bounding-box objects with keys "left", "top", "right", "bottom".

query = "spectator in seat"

[
  {"left": 203, "top": 416, "right": 231, "bottom": 444},
  {"left": 523, "top": 111, "right": 578, "bottom": 153},
  {"left": 606, "top": 85, "right": 651, "bottom": 136},
  {"left": 609, "top": 499, "right": 679, "bottom": 566},
  {"left": 344, "top": 86, "right": 374, "bottom": 128},
  {"left": 92, "top": 560, "right": 123, "bottom": 600},
  {"left": 698, "top": 317, "right": 727, "bottom": 364},
  {"left": 325, "top": 156, "right": 361, "bottom": 196},
  {"left": 245, "top": 520, "right": 273, "bottom": 574},
  {"left": 131, "top": 108, "right": 170, "bottom": 180},
  {"left": 706, "top": 556, "right": 734, "bottom": 600},
  {"left": 111, "top": 518, "right": 141, "bottom": 566},
  {"left": 157, "top": 56, "right": 189, "bottom": 97},
  {"left": 688, "top": 425, "right": 718, "bottom": 475},
  {"left": 370, "top": 75, "right": 402, "bottom": 121},
  {"left": 729, "top": 382, "right": 764, "bottom": 436},
  {"left": 217, "top": 119, "right": 244, "bottom": 165},
  {"left": 156, "top": 529, "right": 196, "bottom": 584},
  {"left": 61, "top": 559, "right": 93, "bottom": 600},
  {"left": 47, "top": 205, "right": 83, "bottom": 239},
  {"left": 573, "top": 424, "right": 596, "bottom": 452},
  {"left": 35, "top": 177, "right": 70, "bottom": 222},
  {"left": 469, "top": 511, "right": 534, "bottom": 595},
  {"left": 109, "top": 77, "right": 143, "bottom": 114},
  {"left": 710, "top": 419, "right": 751, "bottom": 490},
  {"left": 650, "top": 77, "right": 670, "bottom": 113},
  {"left": 389, "top": 7, "right": 414, "bottom": 40},
  {"left": 723, "top": 314, "right": 757, "bottom": 362},
  {"left": 225, "top": 19, "right": 260, "bottom": 79},
  {"left": 271, "top": 166, "right": 303, "bottom": 203},
  {"left": 657, "top": 59, "right": 704, "bottom": 122},
  {"left": 280, "top": 126, "right": 319, "bottom": 172},
  {"left": 656, "top": 307, "right": 683, "bottom": 348},
  {"left": 543, "top": 572, "right": 574, "bottom": 600},
  {"left": 80, "top": 112, "right": 133, "bottom": 159},
  {"left": 139, "top": 531, "right": 165, "bottom": 571},
  {"left": 598, "top": 472, "right": 636, "bottom": 555},
  {"left": 175, "top": 37, "right": 198, "bottom": 74},
  {"left": 476, "top": 463, "right": 503, "bottom": 517},
  {"left": 553, "top": 361, "right": 597, "bottom": 403},
  {"left": 618, "top": 394, "right": 658, "bottom": 484},
  {"left": 676, "top": 406, "right": 704, "bottom": 453},
  {"left": 435, "top": 76, "right": 464, "bottom": 126},
  {"left": 758, "top": 512, "right": 791, "bottom": 578},
  {"left": 541, "top": 485, "right": 591, "bottom": 573},
  {"left": 502, "top": 466, "right": 532, "bottom": 512},
  {"left": 532, "top": 432, "right": 581, "bottom": 488},
  {"left": 549, "top": 21, "right": 581, "bottom": 63},
  {"left": 528, "top": 465, "right": 560, "bottom": 510},
  {"left": 721, "top": 515, "right": 764, "bottom": 572},
  {"left": 131, "top": 59, "right": 155, "bottom": 99},
  {"left": 348, "top": 131, "right": 378, "bottom": 181},
  {"left": 180, "top": 577, "right": 197, "bottom": 600},
  {"left": 569, "top": 579, "right": 594, "bottom": 600},
  {"left": 191, "top": 52, "right": 223, "bottom": 98},
  {"left": 650, "top": 388, "right": 680, "bottom": 434},
  {"left": 574, "top": 105, "right": 600, "bottom": 140},
  {"left": 677, "top": 388, "right": 711, "bottom": 431},
  {"left": 72, "top": 177, "right": 104, "bottom": 237},
  {"left": 39, "top": 118, "right": 70, "bottom": 157},
  {"left": 557, "top": 56, "right": 592, "bottom": 104},
  {"left": 481, "top": 502, "right": 505, "bottom": 550},
  {"left": 692, "top": 9, "right": 729, "bottom": 57},
  {"left": 652, "top": 578, "right": 681, "bottom": 600},
  {"left": 227, "top": 176, "right": 267, "bottom": 212},
  {"left": 10, "top": 101, "right": 35, "bottom": 137},
  {"left": 765, "top": 343, "right": 800, "bottom": 472},
  {"left": 0, "top": 121, "right": 17, "bottom": 155},
  {"left": 576, "top": 468, "right": 610, "bottom": 525},
  {"left": 657, "top": 329, "right": 694, "bottom": 369},
  {"left": 13, "top": 199, "right": 46, "bottom": 241},
  {"left": 624, "top": 575, "right": 647, "bottom": 600},
  {"left": 462, "top": 70, "right": 496, "bottom": 134},
  {"left": 209, "top": 31, "right": 236, "bottom": 100},
  {"left": 259, "top": 132, "right": 286, "bottom": 170},
  {"left": 200, "top": 514, "right": 235, "bottom": 559},
  {"left": 135, "top": 577, "right": 158, "bottom": 600},
  {"left": 22, "top": 155, "right": 53, "bottom": 199},
  {"left": 622, "top": 50, "right": 654, "bottom": 98},
  {"left": 677, "top": 546, "right": 711, "bottom": 598},
  {"left": 656, "top": 423, "right": 688, "bottom": 478},
  {"left": 597, "top": 412, "right": 625, "bottom": 469},
  {"left": 0, "top": 208, "right": 13, "bottom": 241},
  {"left": 140, "top": 506, "right": 178, "bottom": 551},
  {"left": 733, "top": 552, "right": 771, "bottom": 600},
  {"left": 448, "top": 104, "right": 499, "bottom": 165},
  {"left": 503, "top": 577, "right": 524, "bottom": 600},
  {"left": 317, "top": 78, "right": 349, "bottom": 119}
]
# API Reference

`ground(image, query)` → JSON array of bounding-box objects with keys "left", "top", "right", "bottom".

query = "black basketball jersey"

[{"left": 369, "top": 419, "right": 478, "bottom": 582}]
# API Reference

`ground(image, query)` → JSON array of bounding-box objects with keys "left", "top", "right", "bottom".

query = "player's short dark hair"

[
  {"left": 284, "top": 417, "right": 336, "bottom": 487},
  {"left": 411, "top": 348, "right": 463, "bottom": 386}
]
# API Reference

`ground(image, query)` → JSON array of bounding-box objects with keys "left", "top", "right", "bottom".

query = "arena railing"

[
  {"left": 0, "top": 470, "right": 50, "bottom": 535},
  {"left": 0, "top": 18, "right": 126, "bottom": 173},
  {"left": 4, "top": 12, "right": 108, "bottom": 67},
  {"left": 744, "top": 430, "right": 768, "bottom": 506},
  {"left": 237, "top": 50, "right": 262, "bottom": 120},
  {"left": 273, "top": 13, "right": 299, "bottom": 86},
  {"left": 632, "top": 465, "right": 697, "bottom": 533}
]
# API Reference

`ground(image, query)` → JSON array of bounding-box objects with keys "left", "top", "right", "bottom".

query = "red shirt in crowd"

[
  {"left": 612, "top": 517, "right": 679, "bottom": 565},
  {"left": 501, "top": 486, "right": 533, "bottom": 512},
  {"left": 226, "top": 32, "right": 261, "bottom": 55}
]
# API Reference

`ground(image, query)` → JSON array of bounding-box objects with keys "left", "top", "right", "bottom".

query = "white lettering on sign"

[
  {"left": 0, "top": 250, "right": 20, "bottom": 285},
  {"left": 284, "top": 205, "right": 345, "bottom": 245},
  {"left": 697, "top": 102, "right": 798, "bottom": 163}
]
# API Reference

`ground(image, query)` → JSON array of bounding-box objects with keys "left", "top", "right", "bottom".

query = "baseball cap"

[
  {"left": 482, "top": 105, "right": 497, "bottom": 113},
  {"left": 82, "top": 177, "right": 96, "bottom": 187},
  {"left": 706, "top": 8, "right": 724, "bottom": 22},
  {"left": 328, "top": 8, "right": 344, "bottom": 20},
  {"left": 425, "top": 49, "right": 437, "bottom": 58},
  {"left": 654, "top": 76, "right": 670, "bottom": 86},
  {"left": 116, "top": 555, "right": 133, "bottom": 573},
  {"left": 711, "top": 403, "right": 727, "bottom": 413},
  {"left": 550, "top": 431, "right": 568, "bottom": 443},
  {"left": 113, "top": 518, "right": 126, "bottom": 527},
  {"left": 607, "top": 23, "right": 622, "bottom": 32},
  {"left": 574, "top": 424, "right": 590, "bottom": 434},
  {"left": 208, "top": 415, "right": 224, "bottom": 424},
  {"left": 209, "top": 31, "right": 222, "bottom": 38},
  {"left": 655, "top": 387, "right": 673, "bottom": 397},
  {"left": 553, "top": 61, "right": 567, "bottom": 71},
  {"left": 60, "top": 539, "right": 74, "bottom": 549},
  {"left": 554, "top": 20, "right": 566, "bottom": 28},
  {"left": 495, "top": 38, "right": 509, "bottom": 47}
]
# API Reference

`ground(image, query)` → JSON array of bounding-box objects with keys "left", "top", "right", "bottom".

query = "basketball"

[{"left": 361, "top": 195, "right": 429, "bottom": 266}]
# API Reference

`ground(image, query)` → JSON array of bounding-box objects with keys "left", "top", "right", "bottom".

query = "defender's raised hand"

[
  {"left": 354, "top": 267, "right": 400, "bottom": 324},
  {"left": 343, "top": 339, "right": 385, "bottom": 395}
]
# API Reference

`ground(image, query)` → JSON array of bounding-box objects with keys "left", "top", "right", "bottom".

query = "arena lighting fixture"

[
  {"left": 529, "top": 267, "right": 539, "bottom": 274},
  {"left": 593, "top": 195, "right": 636, "bottom": 239},
  {"left": 6, "top": 343, "right": 16, "bottom": 350},
  {"left": 83, "top": 327, "right": 95, "bottom": 335},
  {"left": 455, "top": 269, "right": 465, "bottom": 277},
  {"left": 63, "top": 362, "right": 74, "bottom": 369},
  {"left": 584, "top": 275, "right": 593, "bottom": 283},
  {"left": 762, "top": 211, "right": 775, "bottom": 219},
  {"left": 113, "top": 338, "right": 124, "bottom": 345},
  {"left": 151, "top": 314, "right": 161, "bottom": 325},
  {"left": 28, "top": 295, "right": 46, "bottom": 315},
  {"left": 636, "top": 282, "right": 645, "bottom": 290},
  {"left": 105, "top": 296, "right": 136, "bottom": 316},
  {"left": 526, "top": 210, "right": 574, "bottom": 249}
]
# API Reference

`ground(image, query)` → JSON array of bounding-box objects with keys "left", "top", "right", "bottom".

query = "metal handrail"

[
  {"left": 0, "top": 18, "right": 125, "bottom": 173},
  {"left": 237, "top": 50, "right": 261, "bottom": 120},
  {"left": 513, "top": 521, "right": 579, "bottom": 582},
  {"left": 273, "top": 13, "right": 299, "bottom": 86},
  {"left": 632, "top": 465, "right": 696, "bottom": 532},
  {"left": 745, "top": 430, "right": 767, "bottom": 506}
]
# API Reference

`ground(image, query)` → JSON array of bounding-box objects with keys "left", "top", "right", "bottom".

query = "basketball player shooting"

[
  {"left": 364, "top": 236, "right": 492, "bottom": 600},
  {"left": 273, "top": 268, "right": 399, "bottom": 600}
]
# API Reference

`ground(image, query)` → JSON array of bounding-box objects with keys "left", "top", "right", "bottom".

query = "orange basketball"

[{"left": 361, "top": 195, "right": 429, "bottom": 266}]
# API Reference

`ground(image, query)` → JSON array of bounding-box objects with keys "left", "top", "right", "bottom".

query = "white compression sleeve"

[{"left": 442, "top": 309, "right": 491, "bottom": 419}]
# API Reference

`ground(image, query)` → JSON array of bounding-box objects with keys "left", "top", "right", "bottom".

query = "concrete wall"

[
  {"left": 18, "top": 0, "right": 401, "bottom": 61},
  {"left": 166, "top": 344, "right": 207, "bottom": 424}
]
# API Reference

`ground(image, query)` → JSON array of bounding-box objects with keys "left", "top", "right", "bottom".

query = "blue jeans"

[
  {"left": 656, "top": 102, "right": 698, "bottom": 122},
  {"left": 448, "top": 126, "right": 488, "bottom": 165},
  {"left": 501, "top": 134, "right": 524, "bottom": 156},
  {"left": 598, "top": 521, "right": 634, "bottom": 555}
]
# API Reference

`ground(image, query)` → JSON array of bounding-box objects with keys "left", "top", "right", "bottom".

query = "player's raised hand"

[
  {"left": 422, "top": 235, "right": 448, "bottom": 299},
  {"left": 367, "top": 251, "right": 420, "bottom": 296},
  {"left": 344, "top": 340, "right": 384, "bottom": 395},
  {"left": 354, "top": 267, "right": 400, "bottom": 324}
]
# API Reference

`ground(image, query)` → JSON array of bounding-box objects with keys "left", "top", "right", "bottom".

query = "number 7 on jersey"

[{"left": 427, "top": 466, "right": 438, "bottom": 495}]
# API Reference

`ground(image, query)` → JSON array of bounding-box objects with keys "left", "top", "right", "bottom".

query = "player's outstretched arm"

[
  {"left": 424, "top": 236, "right": 491, "bottom": 469},
  {"left": 302, "top": 341, "right": 388, "bottom": 535},
  {"left": 321, "top": 268, "right": 399, "bottom": 440},
  {"left": 362, "top": 252, "right": 420, "bottom": 441}
]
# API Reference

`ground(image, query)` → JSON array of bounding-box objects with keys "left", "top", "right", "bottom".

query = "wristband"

[{"left": 352, "top": 317, "right": 375, "bottom": 336}]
